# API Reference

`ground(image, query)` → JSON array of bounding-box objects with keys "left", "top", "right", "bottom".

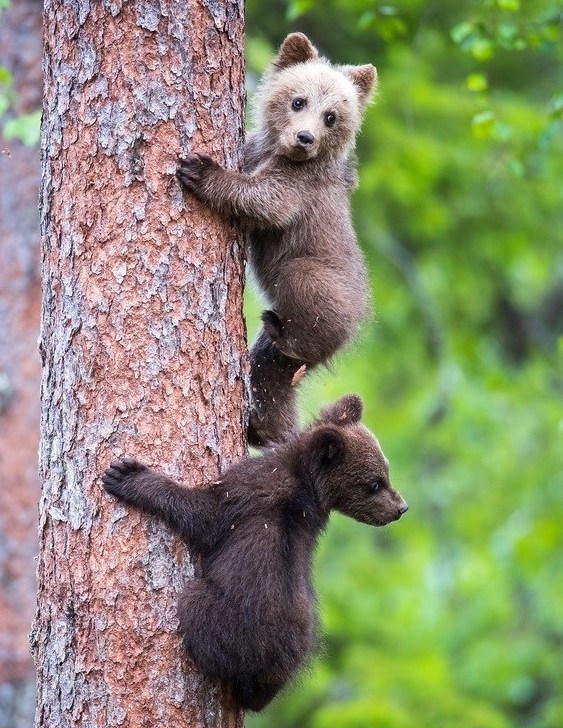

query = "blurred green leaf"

[
  {"left": 285, "top": 0, "right": 314, "bottom": 21},
  {"left": 357, "top": 5, "right": 406, "bottom": 40},
  {"left": 497, "top": 0, "right": 520, "bottom": 11},
  {"left": 470, "top": 37, "right": 495, "bottom": 60},
  {"left": 466, "top": 73, "right": 488, "bottom": 92},
  {"left": 451, "top": 21, "right": 475, "bottom": 45},
  {"left": 3, "top": 109, "right": 41, "bottom": 146},
  {"left": 497, "top": 22, "right": 520, "bottom": 46},
  {"left": 548, "top": 93, "right": 563, "bottom": 119},
  {"left": 471, "top": 110, "right": 497, "bottom": 137}
]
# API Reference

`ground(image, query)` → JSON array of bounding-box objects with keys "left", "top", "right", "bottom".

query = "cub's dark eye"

[
  {"left": 292, "top": 98, "right": 305, "bottom": 111},
  {"left": 368, "top": 478, "right": 386, "bottom": 494},
  {"left": 325, "top": 112, "right": 336, "bottom": 127}
]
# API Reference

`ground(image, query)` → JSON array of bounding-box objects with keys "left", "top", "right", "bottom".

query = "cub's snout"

[
  {"left": 296, "top": 130, "right": 315, "bottom": 148},
  {"left": 398, "top": 501, "right": 409, "bottom": 516}
]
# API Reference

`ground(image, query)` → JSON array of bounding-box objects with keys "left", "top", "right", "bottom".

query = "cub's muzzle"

[{"left": 296, "top": 130, "right": 315, "bottom": 148}]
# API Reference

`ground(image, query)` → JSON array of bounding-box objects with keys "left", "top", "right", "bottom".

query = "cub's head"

[
  {"left": 303, "top": 394, "right": 408, "bottom": 527},
  {"left": 254, "top": 33, "right": 377, "bottom": 162}
]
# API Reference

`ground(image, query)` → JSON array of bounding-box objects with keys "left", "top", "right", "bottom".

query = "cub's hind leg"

[
  {"left": 231, "top": 674, "right": 285, "bottom": 712},
  {"left": 249, "top": 258, "right": 367, "bottom": 446},
  {"left": 267, "top": 257, "right": 368, "bottom": 364},
  {"left": 177, "top": 578, "right": 227, "bottom": 681},
  {"left": 248, "top": 329, "right": 305, "bottom": 447}
]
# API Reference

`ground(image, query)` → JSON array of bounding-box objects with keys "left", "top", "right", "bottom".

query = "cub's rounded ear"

[
  {"left": 341, "top": 64, "right": 378, "bottom": 106},
  {"left": 273, "top": 33, "right": 319, "bottom": 71},
  {"left": 309, "top": 426, "right": 346, "bottom": 471},
  {"left": 320, "top": 394, "right": 363, "bottom": 426}
]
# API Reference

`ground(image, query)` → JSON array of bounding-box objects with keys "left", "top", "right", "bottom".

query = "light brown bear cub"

[{"left": 178, "top": 33, "right": 377, "bottom": 446}]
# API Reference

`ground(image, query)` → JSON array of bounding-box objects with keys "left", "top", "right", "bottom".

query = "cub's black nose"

[
  {"left": 398, "top": 502, "right": 409, "bottom": 515},
  {"left": 296, "top": 130, "right": 315, "bottom": 145}
]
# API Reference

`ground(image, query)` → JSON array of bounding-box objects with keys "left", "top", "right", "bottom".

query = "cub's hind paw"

[
  {"left": 290, "top": 364, "right": 307, "bottom": 387},
  {"left": 102, "top": 458, "right": 147, "bottom": 499}
]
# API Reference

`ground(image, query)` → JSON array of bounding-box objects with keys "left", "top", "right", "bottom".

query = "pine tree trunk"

[
  {"left": 34, "top": 3, "right": 246, "bottom": 727},
  {"left": 0, "top": 1, "right": 42, "bottom": 726}
]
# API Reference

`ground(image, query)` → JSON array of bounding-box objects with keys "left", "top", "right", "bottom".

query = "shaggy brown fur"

[
  {"left": 102, "top": 395, "right": 407, "bottom": 712},
  {"left": 177, "top": 33, "right": 378, "bottom": 446}
]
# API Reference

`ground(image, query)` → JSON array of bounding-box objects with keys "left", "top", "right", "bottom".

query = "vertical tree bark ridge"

[
  {"left": 36, "top": 3, "right": 246, "bottom": 727},
  {"left": 0, "top": 1, "right": 43, "bottom": 725}
]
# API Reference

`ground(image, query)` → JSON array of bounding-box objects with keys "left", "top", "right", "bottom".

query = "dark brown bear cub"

[
  {"left": 102, "top": 395, "right": 408, "bottom": 712},
  {"left": 177, "top": 34, "right": 378, "bottom": 446}
]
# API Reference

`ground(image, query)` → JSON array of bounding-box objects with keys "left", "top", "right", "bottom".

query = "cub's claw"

[
  {"left": 102, "top": 458, "right": 147, "bottom": 498},
  {"left": 177, "top": 153, "right": 220, "bottom": 188}
]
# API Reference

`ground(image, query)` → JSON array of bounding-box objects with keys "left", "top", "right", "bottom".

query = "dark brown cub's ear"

[
  {"left": 308, "top": 426, "right": 346, "bottom": 471},
  {"left": 273, "top": 33, "right": 319, "bottom": 71},
  {"left": 341, "top": 64, "right": 378, "bottom": 106},
  {"left": 320, "top": 394, "right": 363, "bottom": 426}
]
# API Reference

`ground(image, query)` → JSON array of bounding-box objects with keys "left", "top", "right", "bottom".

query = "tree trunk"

[
  {"left": 34, "top": 3, "right": 246, "bottom": 727},
  {"left": 0, "top": 1, "right": 42, "bottom": 726}
]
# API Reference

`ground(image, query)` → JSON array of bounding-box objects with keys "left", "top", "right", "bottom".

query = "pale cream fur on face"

[{"left": 255, "top": 61, "right": 365, "bottom": 161}]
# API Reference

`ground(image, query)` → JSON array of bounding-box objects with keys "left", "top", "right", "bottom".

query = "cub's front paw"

[
  {"left": 177, "top": 153, "right": 220, "bottom": 191},
  {"left": 102, "top": 458, "right": 147, "bottom": 501}
]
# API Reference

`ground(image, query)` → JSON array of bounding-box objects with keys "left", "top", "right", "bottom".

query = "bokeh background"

[
  {"left": 1, "top": 1, "right": 562, "bottom": 727},
  {"left": 243, "top": 2, "right": 563, "bottom": 727}
]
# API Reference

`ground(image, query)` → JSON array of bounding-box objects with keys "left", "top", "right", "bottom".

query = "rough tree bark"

[
  {"left": 0, "top": 2, "right": 42, "bottom": 726},
  {"left": 34, "top": 3, "right": 246, "bottom": 727}
]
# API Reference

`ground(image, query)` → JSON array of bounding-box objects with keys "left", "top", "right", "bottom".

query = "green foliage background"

[{"left": 245, "top": 1, "right": 563, "bottom": 726}]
